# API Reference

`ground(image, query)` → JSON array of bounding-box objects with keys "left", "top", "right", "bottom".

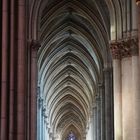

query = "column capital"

[
  {"left": 110, "top": 36, "right": 139, "bottom": 59},
  {"left": 110, "top": 41, "right": 121, "bottom": 59},
  {"left": 130, "top": 37, "right": 139, "bottom": 56}
]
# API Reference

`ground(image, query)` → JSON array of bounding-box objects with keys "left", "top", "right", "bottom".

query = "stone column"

[
  {"left": 138, "top": 1, "right": 140, "bottom": 56},
  {"left": 121, "top": 41, "right": 133, "bottom": 140},
  {"left": 111, "top": 42, "right": 123, "bottom": 140},
  {"left": 88, "top": 111, "right": 94, "bottom": 140},
  {"left": 132, "top": 0, "right": 138, "bottom": 33},
  {"left": 113, "top": 59, "right": 122, "bottom": 140},
  {"left": 138, "top": 4, "right": 140, "bottom": 140},
  {"left": 1, "top": 0, "right": 9, "bottom": 139},
  {"left": 9, "top": 0, "right": 16, "bottom": 139},
  {"left": 113, "top": 58, "right": 122, "bottom": 140},
  {"left": 30, "top": 40, "right": 41, "bottom": 140},
  {"left": 110, "top": 42, "right": 122, "bottom": 140},
  {"left": 16, "top": 0, "right": 26, "bottom": 139},
  {"left": 96, "top": 94, "right": 101, "bottom": 140},
  {"left": 90, "top": 112, "right": 94, "bottom": 140},
  {"left": 111, "top": 38, "right": 140, "bottom": 140},
  {"left": 37, "top": 95, "right": 44, "bottom": 140},
  {"left": 104, "top": 67, "right": 114, "bottom": 140},
  {"left": 37, "top": 87, "right": 41, "bottom": 140},
  {"left": 44, "top": 113, "right": 48, "bottom": 140},
  {"left": 93, "top": 105, "right": 97, "bottom": 140},
  {"left": 42, "top": 104, "right": 48, "bottom": 140},
  {"left": 131, "top": 38, "right": 140, "bottom": 140},
  {"left": 98, "top": 83, "right": 105, "bottom": 140},
  {"left": 127, "top": 0, "right": 131, "bottom": 33},
  {"left": 42, "top": 108, "right": 45, "bottom": 140},
  {"left": 138, "top": 7, "right": 140, "bottom": 139},
  {"left": 136, "top": 3, "right": 140, "bottom": 139}
]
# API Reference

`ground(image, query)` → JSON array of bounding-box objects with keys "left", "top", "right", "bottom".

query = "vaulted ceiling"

[{"left": 35, "top": 0, "right": 120, "bottom": 139}]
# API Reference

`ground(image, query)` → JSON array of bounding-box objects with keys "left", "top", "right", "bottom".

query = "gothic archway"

[{"left": 29, "top": 0, "right": 115, "bottom": 140}]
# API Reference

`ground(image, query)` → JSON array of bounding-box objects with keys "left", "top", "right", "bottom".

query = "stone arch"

[{"left": 29, "top": 0, "right": 115, "bottom": 140}]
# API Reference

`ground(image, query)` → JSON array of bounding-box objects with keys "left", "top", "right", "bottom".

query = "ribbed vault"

[{"left": 37, "top": 0, "right": 112, "bottom": 139}]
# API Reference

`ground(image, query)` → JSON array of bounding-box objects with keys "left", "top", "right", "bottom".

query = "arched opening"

[
  {"left": 1, "top": 1, "right": 140, "bottom": 140},
  {"left": 64, "top": 129, "right": 79, "bottom": 140},
  {"left": 29, "top": 0, "right": 114, "bottom": 140}
]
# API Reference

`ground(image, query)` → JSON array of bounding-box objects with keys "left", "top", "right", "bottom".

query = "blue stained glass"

[{"left": 67, "top": 131, "right": 77, "bottom": 140}]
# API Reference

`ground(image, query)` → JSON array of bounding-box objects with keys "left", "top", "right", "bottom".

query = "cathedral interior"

[{"left": 1, "top": 0, "right": 140, "bottom": 140}]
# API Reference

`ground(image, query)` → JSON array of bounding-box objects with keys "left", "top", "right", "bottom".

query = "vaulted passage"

[
  {"left": 36, "top": 0, "right": 113, "bottom": 140},
  {"left": 1, "top": 1, "right": 140, "bottom": 140}
]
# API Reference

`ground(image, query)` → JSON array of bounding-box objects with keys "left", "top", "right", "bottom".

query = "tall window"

[{"left": 67, "top": 131, "right": 77, "bottom": 140}]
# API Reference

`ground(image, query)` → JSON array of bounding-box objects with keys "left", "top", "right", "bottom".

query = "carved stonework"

[
  {"left": 110, "top": 37, "right": 139, "bottom": 59},
  {"left": 43, "top": 106, "right": 48, "bottom": 117},
  {"left": 130, "top": 38, "right": 139, "bottom": 56},
  {"left": 120, "top": 40, "right": 131, "bottom": 58},
  {"left": 110, "top": 42, "right": 121, "bottom": 59},
  {"left": 42, "top": 106, "right": 46, "bottom": 116},
  {"left": 38, "top": 97, "right": 43, "bottom": 108}
]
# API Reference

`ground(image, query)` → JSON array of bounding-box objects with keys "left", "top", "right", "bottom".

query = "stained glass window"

[{"left": 67, "top": 131, "right": 77, "bottom": 140}]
